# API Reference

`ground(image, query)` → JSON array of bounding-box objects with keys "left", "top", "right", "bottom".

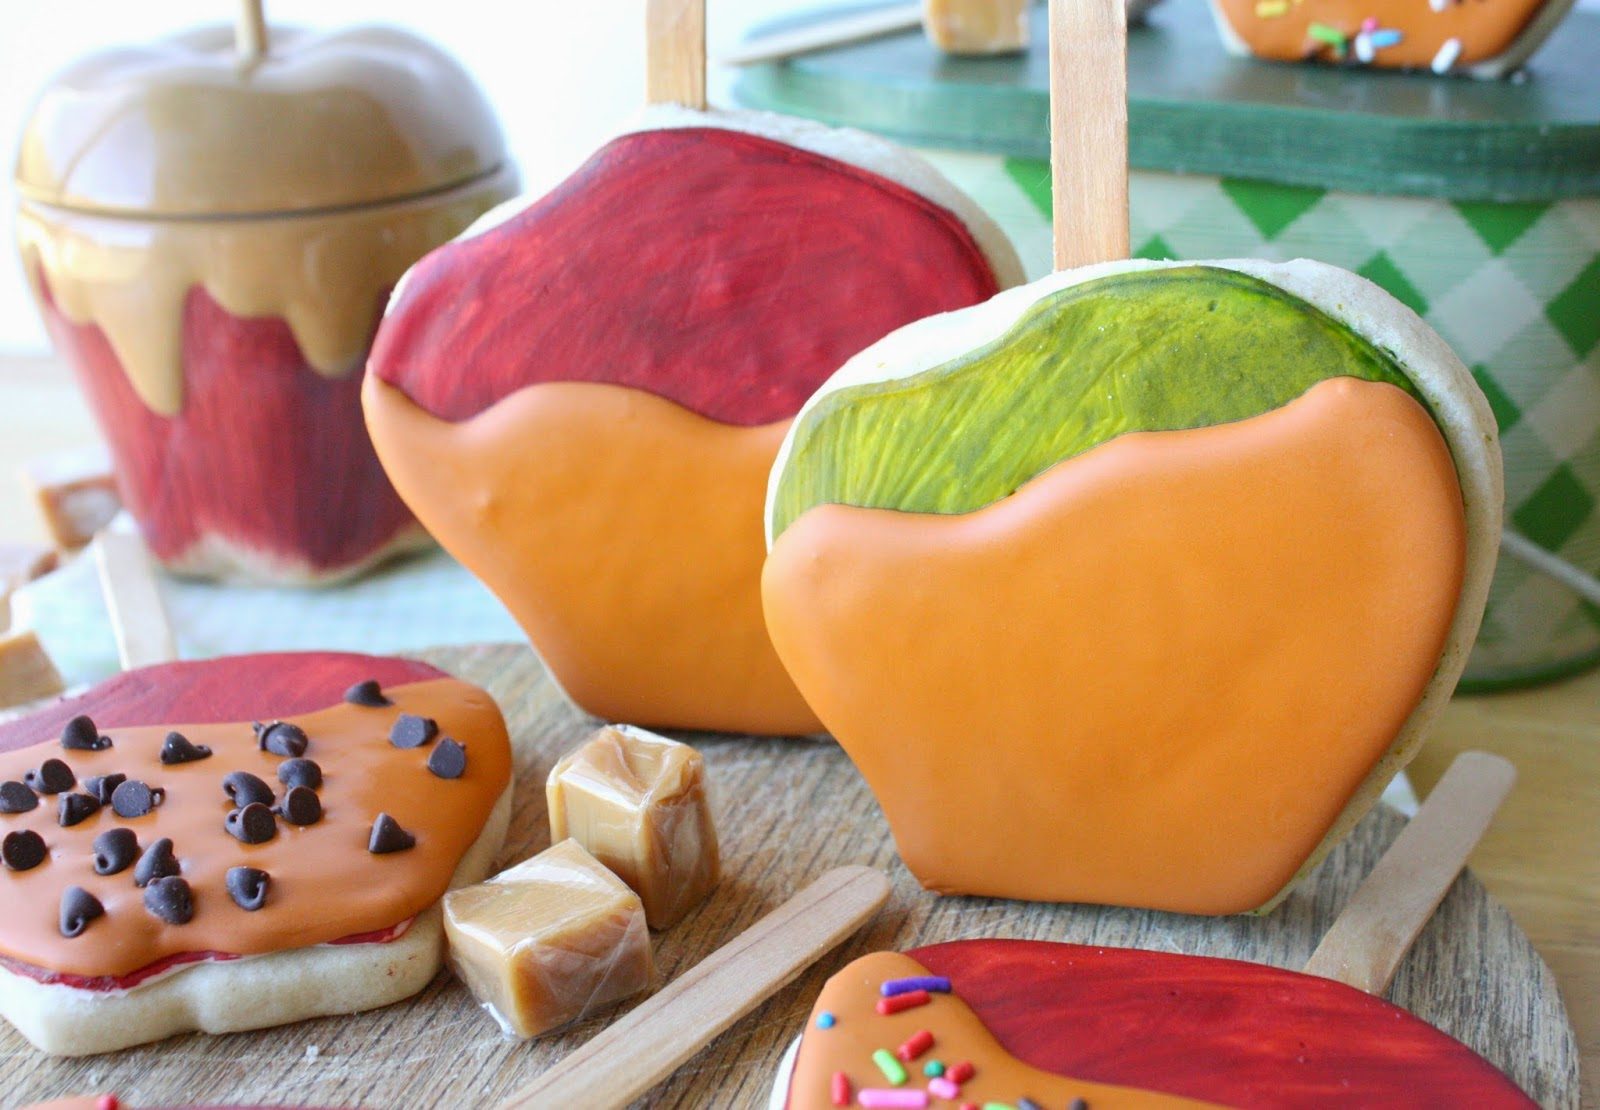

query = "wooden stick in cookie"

[
  {"left": 362, "top": 0, "right": 1023, "bottom": 736},
  {"left": 771, "top": 753, "right": 1534, "bottom": 1107}
]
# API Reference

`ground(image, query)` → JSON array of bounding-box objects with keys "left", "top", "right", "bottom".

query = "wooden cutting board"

[{"left": 5, "top": 643, "right": 1580, "bottom": 1108}]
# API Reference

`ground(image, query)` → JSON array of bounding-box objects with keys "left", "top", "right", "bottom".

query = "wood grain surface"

[{"left": 2, "top": 642, "right": 1576, "bottom": 1108}]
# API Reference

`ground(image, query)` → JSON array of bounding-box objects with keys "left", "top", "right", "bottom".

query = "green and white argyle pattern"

[{"left": 919, "top": 150, "right": 1600, "bottom": 689}]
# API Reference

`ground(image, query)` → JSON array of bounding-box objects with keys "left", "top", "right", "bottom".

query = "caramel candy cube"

[
  {"left": 22, "top": 445, "right": 121, "bottom": 550},
  {"left": 443, "top": 839, "right": 653, "bottom": 1039},
  {"left": 923, "top": 0, "right": 1029, "bottom": 55},
  {"left": 547, "top": 725, "right": 720, "bottom": 930},
  {"left": 0, "top": 628, "right": 64, "bottom": 709}
]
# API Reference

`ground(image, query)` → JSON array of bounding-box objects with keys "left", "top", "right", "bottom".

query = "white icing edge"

[
  {"left": 0, "top": 785, "right": 511, "bottom": 1056},
  {"left": 769, "top": 1033, "right": 801, "bottom": 1109},
  {"left": 386, "top": 105, "right": 1024, "bottom": 313},
  {"left": 763, "top": 256, "right": 1503, "bottom": 908}
]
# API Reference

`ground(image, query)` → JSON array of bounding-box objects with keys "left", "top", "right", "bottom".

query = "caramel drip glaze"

[
  {"left": 0, "top": 677, "right": 510, "bottom": 980},
  {"left": 15, "top": 167, "right": 514, "bottom": 417},
  {"left": 786, "top": 952, "right": 1222, "bottom": 1108}
]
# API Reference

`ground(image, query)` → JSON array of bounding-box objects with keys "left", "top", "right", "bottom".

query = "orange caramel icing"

[
  {"left": 763, "top": 378, "right": 1466, "bottom": 913},
  {"left": 786, "top": 952, "right": 1222, "bottom": 1108},
  {"left": 0, "top": 678, "right": 510, "bottom": 980},
  {"left": 363, "top": 377, "right": 822, "bottom": 735},
  {"left": 1215, "top": 0, "right": 1546, "bottom": 68}
]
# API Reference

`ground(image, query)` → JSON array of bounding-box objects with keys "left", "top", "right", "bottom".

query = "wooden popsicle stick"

[
  {"left": 1048, "top": 0, "right": 1129, "bottom": 270},
  {"left": 647, "top": 0, "right": 708, "bottom": 110},
  {"left": 1304, "top": 751, "right": 1515, "bottom": 994},
  {"left": 500, "top": 865, "right": 891, "bottom": 1109},
  {"left": 236, "top": 0, "right": 269, "bottom": 63},
  {"left": 91, "top": 528, "right": 178, "bottom": 669},
  {"left": 718, "top": 3, "right": 922, "bottom": 67}
]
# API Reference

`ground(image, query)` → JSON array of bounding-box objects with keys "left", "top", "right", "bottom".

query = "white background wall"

[{"left": 1, "top": 0, "right": 1595, "bottom": 354}]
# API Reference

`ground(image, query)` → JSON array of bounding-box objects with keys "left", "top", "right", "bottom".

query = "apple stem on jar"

[{"left": 236, "top": 0, "right": 269, "bottom": 64}]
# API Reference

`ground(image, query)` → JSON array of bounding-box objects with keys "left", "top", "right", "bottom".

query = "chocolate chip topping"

[
  {"left": 277, "top": 786, "right": 322, "bottom": 827},
  {"left": 25, "top": 758, "right": 75, "bottom": 795},
  {"left": 143, "top": 875, "right": 195, "bottom": 925},
  {"left": 227, "top": 866, "right": 271, "bottom": 911},
  {"left": 222, "top": 771, "right": 275, "bottom": 809},
  {"left": 57, "top": 792, "right": 101, "bottom": 827},
  {"left": 93, "top": 827, "right": 140, "bottom": 876},
  {"left": 254, "top": 721, "right": 309, "bottom": 759},
  {"left": 60, "top": 886, "right": 104, "bottom": 937},
  {"left": 2, "top": 829, "right": 47, "bottom": 871},
  {"left": 0, "top": 780, "right": 38, "bottom": 814},
  {"left": 111, "top": 779, "right": 164, "bottom": 819},
  {"left": 389, "top": 714, "right": 438, "bottom": 750},
  {"left": 61, "top": 714, "right": 112, "bottom": 752},
  {"left": 344, "top": 679, "right": 391, "bottom": 707},
  {"left": 277, "top": 758, "right": 323, "bottom": 791},
  {"left": 367, "top": 813, "right": 415, "bottom": 854},
  {"left": 159, "top": 730, "right": 213, "bottom": 765},
  {"left": 134, "top": 837, "right": 180, "bottom": 887},
  {"left": 84, "top": 773, "right": 127, "bottom": 806},
  {"left": 427, "top": 737, "right": 468, "bottom": 780},
  {"left": 226, "top": 802, "right": 277, "bottom": 845}
]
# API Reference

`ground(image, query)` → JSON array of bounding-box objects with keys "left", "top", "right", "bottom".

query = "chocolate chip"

[
  {"left": 134, "top": 837, "right": 180, "bottom": 887},
  {"left": 0, "top": 781, "right": 38, "bottom": 814},
  {"left": 344, "top": 679, "right": 391, "bottom": 707},
  {"left": 226, "top": 802, "right": 277, "bottom": 845},
  {"left": 159, "top": 731, "right": 212, "bottom": 765},
  {"left": 227, "top": 866, "right": 271, "bottom": 911},
  {"left": 368, "top": 813, "right": 415, "bottom": 854},
  {"left": 60, "top": 886, "right": 104, "bottom": 937},
  {"left": 427, "top": 737, "right": 467, "bottom": 780},
  {"left": 389, "top": 714, "right": 438, "bottom": 749},
  {"left": 93, "top": 828, "right": 139, "bottom": 876},
  {"left": 254, "top": 721, "right": 309, "bottom": 759},
  {"left": 277, "top": 786, "right": 322, "bottom": 827},
  {"left": 25, "top": 759, "right": 75, "bottom": 795},
  {"left": 143, "top": 875, "right": 194, "bottom": 925},
  {"left": 277, "top": 758, "right": 322, "bottom": 791},
  {"left": 84, "top": 773, "right": 127, "bottom": 806},
  {"left": 57, "top": 792, "right": 100, "bottom": 827},
  {"left": 1069, "top": 1100, "right": 1089, "bottom": 1110},
  {"left": 61, "top": 714, "right": 112, "bottom": 752},
  {"left": 111, "top": 779, "right": 164, "bottom": 819},
  {"left": 2, "top": 829, "right": 46, "bottom": 871},
  {"left": 222, "top": 771, "right": 275, "bottom": 809}
]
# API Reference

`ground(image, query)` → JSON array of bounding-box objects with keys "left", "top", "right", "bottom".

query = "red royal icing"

[{"left": 370, "top": 126, "right": 1001, "bottom": 427}]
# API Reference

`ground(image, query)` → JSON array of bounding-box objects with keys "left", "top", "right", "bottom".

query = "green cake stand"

[{"left": 734, "top": 0, "right": 1600, "bottom": 691}]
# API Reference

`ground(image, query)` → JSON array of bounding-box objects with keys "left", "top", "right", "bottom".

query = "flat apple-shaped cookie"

[
  {"left": 763, "top": 259, "right": 1501, "bottom": 913},
  {"left": 364, "top": 108, "right": 1022, "bottom": 735},
  {"left": 0, "top": 653, "right": 511, "bottom": 1055},
  {"left": 771, "top": 943, "right": 1534, "bottom": 1107}
]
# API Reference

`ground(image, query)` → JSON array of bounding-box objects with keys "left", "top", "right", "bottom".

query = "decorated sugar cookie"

[
  {"left": 762, "top": 258, "right": 1501, "bottom": 912},
  {"left": 771, "top": 943, "right": 1534, "bottom": 1107},
  {"left": 362, "top": 0, "right": 1021, "bottom": 736},
  {"left": 0, "top": 653, "right": 511, "bottom": 1055},
  {"left": 1207, "top": 0, "right": 1577, "bottom": 76}
]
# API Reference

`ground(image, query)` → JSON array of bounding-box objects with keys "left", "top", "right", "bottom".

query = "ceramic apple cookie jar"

[
  {"left": 13, "top": 18, "right": 517, "bottom": 583},
  {"left": 362, "top": 0, "right": 1022, "bottom": 735},
  {"left": 762, "top": 257, "right": 1503, "bottom": 913}
]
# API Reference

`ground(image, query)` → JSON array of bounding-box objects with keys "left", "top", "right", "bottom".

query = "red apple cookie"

[
  {"left": 773, "top": 943, "right": 1534, "bottom": 1107},
  {"left": 365, "top": 107, "right": 1022, "bottom": 735}
]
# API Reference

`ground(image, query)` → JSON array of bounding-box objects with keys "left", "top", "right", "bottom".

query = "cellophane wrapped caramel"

[
  {"left": 442, "top": 838, "right": 654, "bottom": 1040},
  {"left": 547, "top": 725, "right": 720, "bottom": 930}
]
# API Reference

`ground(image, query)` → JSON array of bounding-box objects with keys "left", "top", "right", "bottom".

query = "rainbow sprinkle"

[
  {"left": 880, "top": 976, "right": 952, "bottom": 997},
  {"left": 818, "top": 1011, "right": 837, "bottom": 1029},
  {"left": 858, "top": 1091, "right": 929, "bottom": 1109},
  {"left": 1255, "top": 1, "right": 1288, "bottom": 17},
  {"left": 873, "top": 1048, "right": 909, "bottom": 1086}
]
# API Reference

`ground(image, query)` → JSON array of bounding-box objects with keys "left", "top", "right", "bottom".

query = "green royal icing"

[{"left": 769, "top": 266, "right": 1425, "bottom": 539}]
